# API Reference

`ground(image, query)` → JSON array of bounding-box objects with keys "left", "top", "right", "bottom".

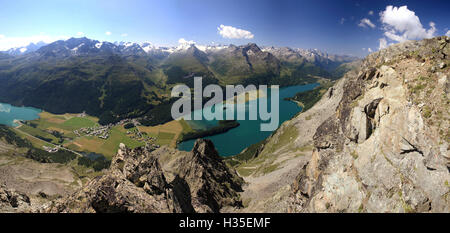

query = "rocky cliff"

[
  {"left": 0, "top": 184, "right": 31, "bottom": 212},
  {"left": 283, "top": 36, "right": 449, "bottom": 212},
  {"left": 155, "top": 139, "right": 244, "bottom": 212},
  {"left": 42, "top": 139, "right": 243, "bottom": 213},
  {"left": 226, "top": 36, "right": 449, "bottom": 213}
]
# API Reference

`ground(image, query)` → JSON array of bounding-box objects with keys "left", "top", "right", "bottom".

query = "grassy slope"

[
  {"left": 224, "top": 81, "right": 333, "bottom": 176},
  {"left": 14, "top": 112, "right": 146, "bottom": 159},
  {"left": 285, "top": 80, "right": 334, "bottom": 112},
  {"left": 0, "top": 125, "right": 107, "bottom": 184}
]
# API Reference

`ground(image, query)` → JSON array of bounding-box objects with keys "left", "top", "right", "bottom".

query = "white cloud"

[
  {"left": 380, "top": 5, "right": 436, "bottom": 42},
  {"left": 363, "top": 47, "right": 373, "bottom": 53},
  {"left": 0, "top": 34, "right": 67, "bottom": 51},
  {"left": 358, "top": 18, "right": 376, "bottom": 28},
  {"left": 340, "top": 18, "right": 346, "bottom": 25},
  {"left": 178, "top": 38, "right": 196, "bottom": 45},
  {"left": 121, "top": 33, "right": 128, "bottom": 37},
  {"left": 368, "top": 11, "right": 374, "bottom": 15},
  {"left": 446, "top": 30, "right": 450, "bottom": 37},
  {"left": 177, "top": 38, "right": 196, "bottom": 50},
  {"left": 379, "top": 38, "right": 388, "bottom": 50},
  {"left": 76, "top": 32, "right": 84, "bottom": 36},
  {"left": 217, "top": 24, "right": 254, "bottom": 39},
  {"left": 105, "top": 31, "right": 112, "bottom": 36}
]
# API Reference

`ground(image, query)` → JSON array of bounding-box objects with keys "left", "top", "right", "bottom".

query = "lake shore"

[{"left": 178, "top": 83, "right": 319, "bottom": 156}]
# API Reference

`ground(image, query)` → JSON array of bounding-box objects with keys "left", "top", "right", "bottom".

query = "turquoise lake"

[
  {"left": 177, "top": 83, "right": 319, "bottom": 156},
  {"left": 0, "top": 103, "right": 42, "bottom": 127}
]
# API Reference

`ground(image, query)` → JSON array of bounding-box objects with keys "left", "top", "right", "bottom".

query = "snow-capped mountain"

[
  {"left": 3, "top": 37, "right": 358, "bottom": 74},
  {"left": 3, "top": 41, "right": 47, "bottom": 55},
  {"left": 296, "top": 48, "right": 358, "bottom": 63},
  {"left": 263, "top": 46, "right": 359, "bottom": 72},
  {"left": 140, "top": 42, "right": 157, "bottom": 53},
  {"left": 32, "top": 37, "right": 218, "bottom": 57}
]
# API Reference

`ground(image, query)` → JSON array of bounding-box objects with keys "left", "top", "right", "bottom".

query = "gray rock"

[
  {"left": 289, "top": 37, "right": 450, "bottom": 213},
  {"left": 43, "top": 139, "right": 243, "bottom": 213},
  {"left": 0, "top": 184, "right": 30, "bottom": 212}
]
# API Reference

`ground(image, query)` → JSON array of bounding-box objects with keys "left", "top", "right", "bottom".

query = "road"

[{"left": 14, "top": 125, "right": 84, "bottom": 157}]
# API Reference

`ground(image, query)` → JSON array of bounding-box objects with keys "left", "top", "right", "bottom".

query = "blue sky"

[{"left": 0, "top": 0, "right": 449, "bottom": 56}]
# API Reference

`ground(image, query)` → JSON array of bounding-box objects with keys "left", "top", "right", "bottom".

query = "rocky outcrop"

[
  {"left": 43, "top": 139, "right": 243, "bottom": 213},
  {"left": 43, "top": 144, "right": 184, "bottom": 213},
  {"left": 155, "top": 139, "right": 244, "bottom": 213},
  {"left": 0, "top": 184, "right": 31, "bottom": 213},
  {"left": 173, "top": 139, "right": 243, "bottom": 212},
  {"left": 289, "top": 36, "right": 450, "bottom": 213}
]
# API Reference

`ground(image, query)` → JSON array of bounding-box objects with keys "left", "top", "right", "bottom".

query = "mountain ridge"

[
  {"left": 1, "top": 37, "right": 359, "bottom": 63},
  {"left": 40, "top": 139, "right": 243, "bottom": 213},
  {"left": 229, "top": 36, "right": 449, "bottom": 213},
  {"left": 0, "top": 37, "right": 357, "bottom": 126}
]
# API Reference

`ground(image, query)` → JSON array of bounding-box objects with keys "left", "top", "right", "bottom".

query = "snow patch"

[
  {"left": 95, "top": 42, "right": 103, "bottom": 49},
  {"left": 123, "top": 42, "right": 134, "bottom": 48},
  {"left": 72, "top": 43, "right": 85, "bottom": 52}
]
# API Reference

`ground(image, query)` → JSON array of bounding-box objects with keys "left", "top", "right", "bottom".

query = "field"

[
  {"left": 16, "top": 111, "right": 188, "bottom": 159},
  {"left": 25, "top": 112, "right": 98, "bottom": 139},
  {"left": 64, "top": 126, "right": 146, "bottom": 158},
  {"left": 17, "top": 124, "right": 60, "bottom": 143},
  {"left": 137, "top": 119, "right": 185, "bottom": 147},
  {"left": 12, "top": 128, "right": 54, "bottom": 149}
]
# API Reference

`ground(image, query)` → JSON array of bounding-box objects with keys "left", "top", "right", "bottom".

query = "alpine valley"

[
  {"left": 0, "top": 37, "right": 357, "bottom": 126},
  {"left": 0, "top": 35, "right": 449, "bottom": 213}
]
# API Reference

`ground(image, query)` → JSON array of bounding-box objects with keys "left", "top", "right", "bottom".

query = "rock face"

[
  {"left": 44, "top": 140, "right": 243, "bottom": 213},
  {"left": 289, "top": 37, "right": 450, "bottom": 212},
  {"left": 0, "top": 184, "right": 31, "bottom": 212},
  {"left": 165, "top": 139, "right": 244, "bottom": 212},
  {"left": 43, "top": 144, "right": 184, "bottom": 213}
]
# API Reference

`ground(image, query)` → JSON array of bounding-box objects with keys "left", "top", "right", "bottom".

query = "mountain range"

[
  {"left": 0, "top": 37, "right": 359, "bottom": 125},
  {"left": 1, "top": 36, "right": 448, "bottom": 213},
  {"left": 3, "top": 41, "right": 48, "bottom": 55}
]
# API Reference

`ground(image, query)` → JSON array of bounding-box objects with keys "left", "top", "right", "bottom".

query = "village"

[
  {"left": 126, "top": 128, "right": 161, "bottom": 151},
  {"left": 22, "top": 111, "right": 170, "bottom": 155},
  {"left": 70, "top": 117, "right": 162, "bottom": 152},
  {"left": 72, "top": 118, "right": 137, "bottom": 140},
  {"left": 73, "top": 124, "right": 111, "bottom": 139}
]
